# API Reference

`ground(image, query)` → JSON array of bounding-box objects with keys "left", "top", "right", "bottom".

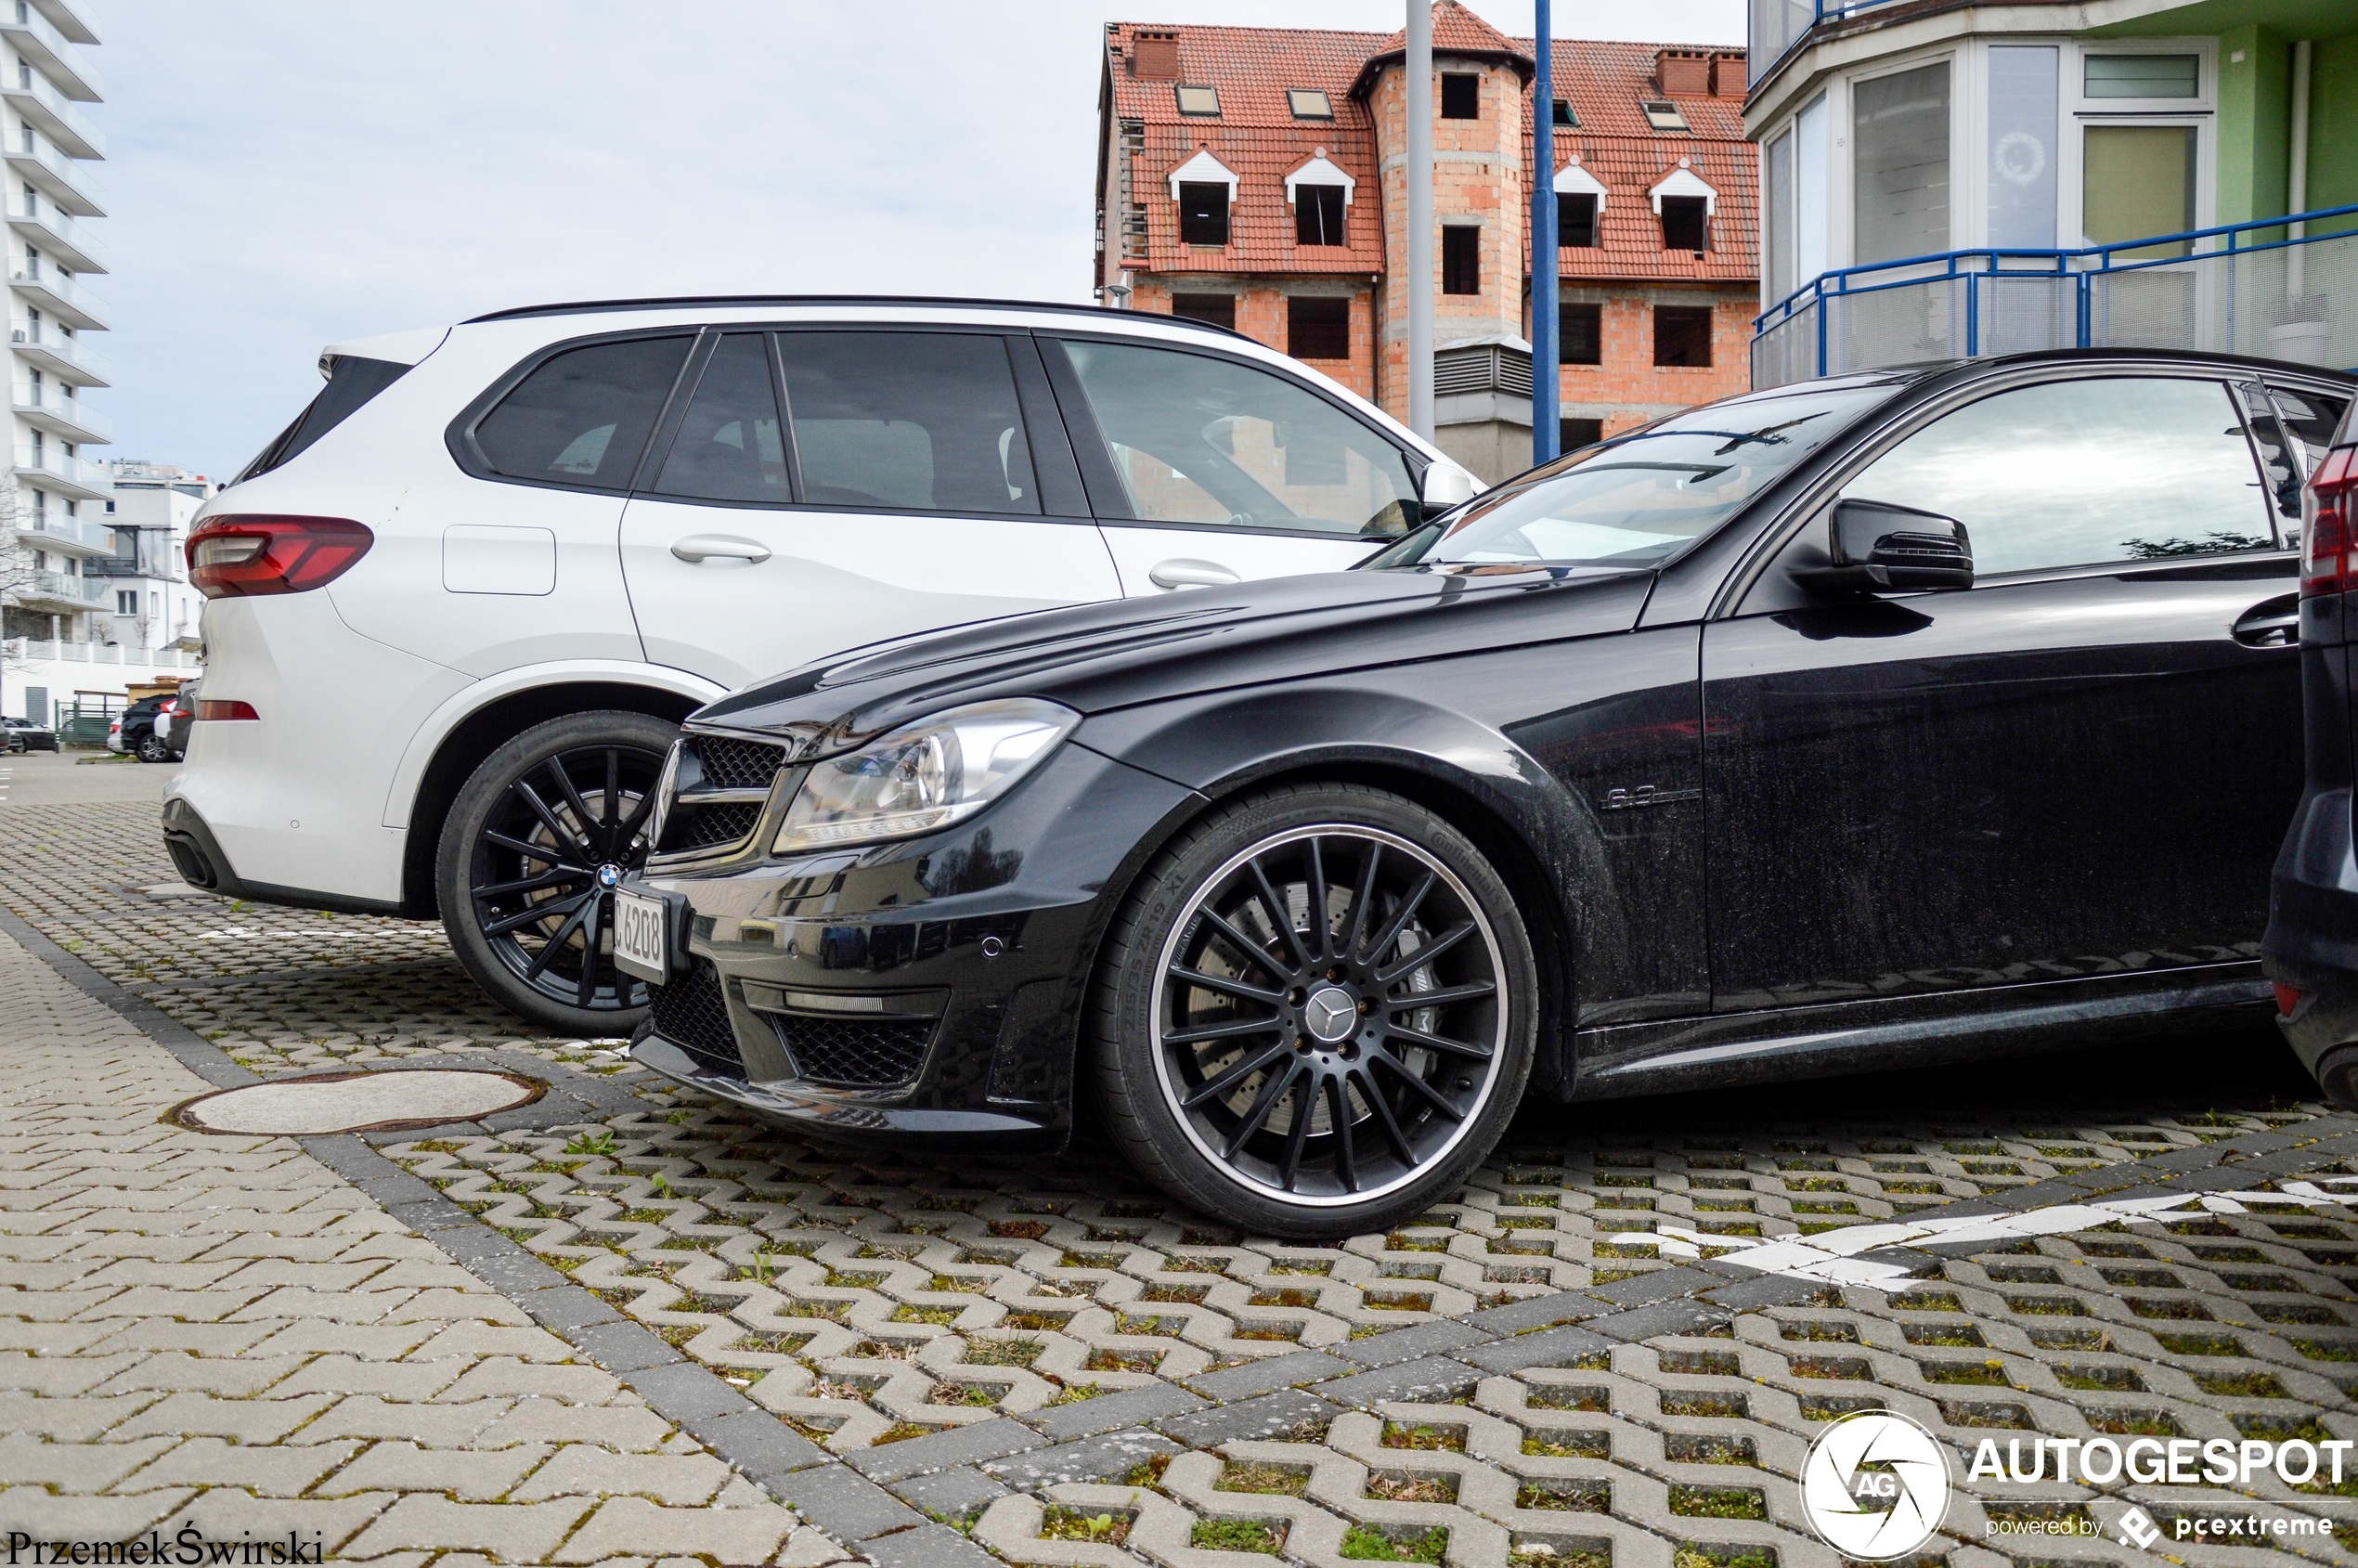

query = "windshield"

[{"left": 1370, "top": 382, "right": 1896, "bottom": 572}]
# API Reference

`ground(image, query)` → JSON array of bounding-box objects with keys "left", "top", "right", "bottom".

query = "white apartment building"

[
  {"left": 92, "top": 460, "right": 213, "bottom": 653},
  {"left": 0, "top": 0, "right": 107, "bottom": 655}
]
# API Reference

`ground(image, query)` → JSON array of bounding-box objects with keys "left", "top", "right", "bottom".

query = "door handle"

[
  {"left": 2233, "top": 595, "right": 2300, "bottom": 648},
  {"left": 1147, "top": 557, "right": 1241, "bottom": 590},
  {"left": 670, "top": 534, "right": 771, "bottom": 565}
]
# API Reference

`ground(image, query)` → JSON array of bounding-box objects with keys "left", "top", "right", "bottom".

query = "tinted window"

[
  {"left": 1057, "top": 337, "right": 1419, "bottom": 538},
  {"left": 474, "top": 336, "right": 691, "bottom": 489},
  {"left": 1842, "top": 376, "right": 2271, "bottom": 575},
  {"left": 654, "top": 334, "right": 788, "bottom": 505},
  {"left": 1377, "top": 382, "right": 1890, "bottom": 570},
  {"left": 2267, "top": 384, "right": 2352, "bottom": 475},
  {"left": 238, "top": 355, "right": 412, "bottom": 483},
  {"left": 778, "top": 332, "right": 1038, "bottom": 515}
]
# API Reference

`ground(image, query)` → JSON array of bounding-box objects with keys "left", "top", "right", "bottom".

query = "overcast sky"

[{"left": 100, "top": 1, "right": 1743, "bottom": 481}]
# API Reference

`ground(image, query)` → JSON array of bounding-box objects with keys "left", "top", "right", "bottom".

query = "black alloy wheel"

[
  {"left": 1094, "top": 783, "right": 1535, "bottom": 1238},
  {"left": 437, "top": 710, "right": 678, "bottom": 1034}
]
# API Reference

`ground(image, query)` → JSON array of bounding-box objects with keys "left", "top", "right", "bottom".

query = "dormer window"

[
  {"left": 1651, "top": 165, "right": 1718, "bottom": 253},
  {"left": 1556, "top": 162, "right": 1608, "bottom": 248},
  {"left": 1169, "top": 148, "right": 1238, "bottom": 247},
  {"left": 1642, "top": 99, "right": 1689, "bottom": 132},
  {"left": 1288, "top": 88, "right": 1333, "bottom": 120},
  {"left": 1552, "top": 98, "right": 1577, "bottom": 126},
  {"left": 1286, "top": 149, "right": 1355, "bottom": 248},
  {"left": 1174, "top": 84, "right": 1221, "bottom": 116}
]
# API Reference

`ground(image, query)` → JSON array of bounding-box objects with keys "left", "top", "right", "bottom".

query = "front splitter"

[{"left": 629, "top": 1035, "right": 1059, "bottom": 1148}]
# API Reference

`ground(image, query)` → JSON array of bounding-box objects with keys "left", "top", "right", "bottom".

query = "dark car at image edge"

[
  {"left": 2265, "top": 395, "right": 2358, "bottom": 1099},
  {"left": 625, "top": 347, "right": 2355, "bottom": 1236}
]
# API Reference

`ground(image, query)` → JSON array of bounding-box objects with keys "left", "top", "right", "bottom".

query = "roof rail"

[{"left": 460, "top": 293, "right": 1257, "bottom": 342}]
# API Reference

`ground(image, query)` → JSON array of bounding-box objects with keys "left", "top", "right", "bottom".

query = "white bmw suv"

[{"left": 163, "top": 296, "right": 1481, "bottom": 1031}]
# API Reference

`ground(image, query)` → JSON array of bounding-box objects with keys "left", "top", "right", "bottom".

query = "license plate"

[{"left": 613, "top": 888, "right": 669, "bottom": 985}]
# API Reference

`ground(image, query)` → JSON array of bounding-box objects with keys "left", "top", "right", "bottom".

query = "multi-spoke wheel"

[
  {"left": 436, "top": 710, "right": 678, "bottom": 1033},
  {"left": 1093, "top": 784, "right": 1535, "bottom": 1238}
]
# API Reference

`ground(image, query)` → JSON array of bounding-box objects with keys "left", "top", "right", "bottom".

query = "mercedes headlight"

[{"left": 773, "top": 698, "right": 1079, "bottom": 852}]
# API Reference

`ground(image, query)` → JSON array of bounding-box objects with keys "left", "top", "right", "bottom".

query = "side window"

[
  {"left": 777, "top": 332, "right": 1039, "bottom": 515},
  {"left": 652, "top": 334, "right": 789, "bottom": 505},
  {"left": 473, "top": 336, "right": 692, "bottom": 490},
  {"left": 1054, "top": 338, "right": 1419, "bottom": 538},
  {"left": 1842, "top": 376, "right": 2272, "bottom": 576},
  {"left": 2266, "top": 384, "right": 2353, "bottom": 478}
]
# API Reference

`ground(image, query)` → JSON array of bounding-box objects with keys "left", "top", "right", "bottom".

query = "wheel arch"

[
  {"left": 396, "top": 677, "right": 708, "bottom": 918},
  {"left": 1068, "top": 693, "right": 1591, "bottom": 1100}
]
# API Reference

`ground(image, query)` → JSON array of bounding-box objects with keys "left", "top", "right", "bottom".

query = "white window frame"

[
  {"left": 1839, "top": 46, "right": 1963, "bottom": 272},
  {"left": 2060, "top": 35, "right": 2215, "bottom": 253}
]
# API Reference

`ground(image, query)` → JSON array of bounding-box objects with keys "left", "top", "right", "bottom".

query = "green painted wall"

[
  {"left": 2216, "top": 25, "right": 2290, "bottom": 229},
  {"left": 2313, "top": 32, "right": 2358, "bottom": 214}
]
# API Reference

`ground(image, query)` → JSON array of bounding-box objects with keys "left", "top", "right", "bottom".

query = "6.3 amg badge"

[{"left": 1801, "top": 1409, "right": 1952, "bottom": 1560}]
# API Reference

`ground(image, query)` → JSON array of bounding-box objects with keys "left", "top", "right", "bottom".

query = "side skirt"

[{"left": 1562, "top": 961, "right": 2270, "bottom": 1102}]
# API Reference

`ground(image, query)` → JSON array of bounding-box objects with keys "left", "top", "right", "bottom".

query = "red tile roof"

[
  {"left": 1349, "top": 0, "right": 1535, "bottom": 98},
  {"left": 1100, "top": 17, "right": 1756, "bottom": 285},
  {"left": 1524, "top": 40, "right": 1758, "bottom": 285}
]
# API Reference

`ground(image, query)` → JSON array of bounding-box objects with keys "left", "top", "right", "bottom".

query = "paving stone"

[
  {"left": 884, "top": 1464, "right": 1010, "bottom": 1521},
  {"left": 858, "top": 1520, "right": 1000, "bottom": 1568},
  {"left": 1458, "top": 1289, "right": 1601, "bottom": 1334},
  {"left": 770, "top": 1462, "right": 926, "bottom": 1541},
  {"left": 1328, "top": 1317, "right": 1493, "bottom": 1366},
  {"left": 1310, "top": 1354, "right": 1481, "bottom": 1409},
  {"left": 0, "top": 1430, "right": 176, "bottom": 1490},
  {"left": 337, "top": 1494, "right": 593, "bottom": 1561},
  {"left": 1153, "top": 1387, "right": 1338, "bottom": 1447},
  {"left": 1581, "top": 1263, "right": 1722, "bottom": 1306},
  {"left": 1180, "top": 1348, "right": 1352, "bottom": 1400},
  {"left": 677, "top": 1407, "right": 831, "bottom": 1476},
  {"left": 1023, "top": 1380, "right": 1206, "bottom": 1442},
  {"left": 1454, "top": 1321, "right": 1614, "bottom": 1374},
  {"left": 118, "top": 1435, "right": 367, "bottom": 1497},
  {"left": 978, "top": 1427, "right": 1183, "bottom": 1490},
  {"left": 315, "top": 1440, "right": 551, "bottom": 1502},
  {"left": 550, "top": 1496, "right": 798, "bottom": 1564},
  {"left": 847, "top": 1416, "right": 1045, "bottom": 1482},
  {"left": 1590, "top": 1297, "right": 1736, "bottom": 1341}
]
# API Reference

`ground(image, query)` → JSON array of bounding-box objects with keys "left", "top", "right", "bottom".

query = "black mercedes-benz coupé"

[{"left": 619, "top": 348, "right": 2353, "bottom": 1237}]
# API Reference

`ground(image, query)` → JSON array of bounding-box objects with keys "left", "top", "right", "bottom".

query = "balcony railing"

[
  {"left": 14, "top": 441, "right": 111, "bottom": 495},
  {"left": 10, "top": 318, "right": 108, "bottom": 382},
  {"left": 14, "top": 567, "right": 108, "bottom": 609},
  {"left": 13, "top": 379, "right": 105, "bottom": 440},
  {"left": 1752, "top": 203, "right": 2358, "bottom": 388},
  {"left": 2, "top": 639, "right": 201, "bottom": 670},
  {"left": 6, "top": 255, "right": 107, "bottom": 327},
  {"left": 1748, "top": 0, "right": 1915, "bottom": 87},
  {"left": 3, "top": 134, "right": 104, "bottom": 215},
  {"left": 14, "top": 510, "right": 110, "bottom": 551},
  {"left": 5, "top": 193, "right": 103, "bottom": 271},
  {"left": 0, "top": 1, "right": 103, "bottom": 100},
  {"left": 0, "top": 63, "right": 100, "bottom": 157}
]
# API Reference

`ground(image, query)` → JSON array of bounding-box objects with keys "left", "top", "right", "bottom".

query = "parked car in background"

[
  {"left": 108, "top": 693, "right": 183, "bottom": 763},
  {"left": 622, "top": 349, "right": 2352, "bottom": 1236},
  {"left": 2267, "top": 393, "right": 2358, "bottom": 1101},
  {"left": 161, "top": 686, "right": 196, "bottom": 762},
  {"left": 2, "top": 716, "right": 56, "bottom": 753},
  {"left": 162, "top": 296, "right": 1482, "bottom": 1032}
]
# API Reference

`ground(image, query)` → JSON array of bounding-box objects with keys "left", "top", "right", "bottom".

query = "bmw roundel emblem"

[{"left": 597, "top": 864, "right": 622, "bottom": 888}]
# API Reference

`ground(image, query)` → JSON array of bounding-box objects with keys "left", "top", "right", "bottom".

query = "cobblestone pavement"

[{"left": 11, "top": 797, "right": 2358, "bottom": 1567}]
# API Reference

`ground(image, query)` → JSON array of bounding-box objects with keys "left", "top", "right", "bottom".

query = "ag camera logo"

[{"left": 1801, "top": 1410, "right": 1951, "bottom": 1560}]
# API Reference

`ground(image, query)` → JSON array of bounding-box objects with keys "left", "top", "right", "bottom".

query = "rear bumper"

[
  {"left": 2266, "top": 778, "right": 2358, "bottom": 1087},
  {"left": 160, "top": 796, "right": 407, "bottom": 917}
]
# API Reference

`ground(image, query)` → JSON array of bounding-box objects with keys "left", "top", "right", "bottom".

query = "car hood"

[{"left": 692, "top": 564, "right": 1653, "bottom": 759}]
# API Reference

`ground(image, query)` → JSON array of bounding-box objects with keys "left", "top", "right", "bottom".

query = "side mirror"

[
  {"left": 1793, "top": 498, "right": 1974, "bottom": 593},
  {"left": 1419, "top": 462, "right": 1478, "bottom": 514}
]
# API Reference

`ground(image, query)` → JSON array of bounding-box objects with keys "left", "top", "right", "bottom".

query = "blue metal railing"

[
  {"left": 1751, "top": 201, "right": 2358, "bottom": 384},
  {"left": 1749, "top": 0, "right": 1918, "bottom": 88}
]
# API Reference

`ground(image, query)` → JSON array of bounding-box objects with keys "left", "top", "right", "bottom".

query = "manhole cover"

[{"left": 170, "top": 1069, "right": 545, "bottom": 1135}]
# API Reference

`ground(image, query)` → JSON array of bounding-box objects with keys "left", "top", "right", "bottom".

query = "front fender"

[{"left": 1074, "top": 681, "right": 1600, "bottom": 1094}]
